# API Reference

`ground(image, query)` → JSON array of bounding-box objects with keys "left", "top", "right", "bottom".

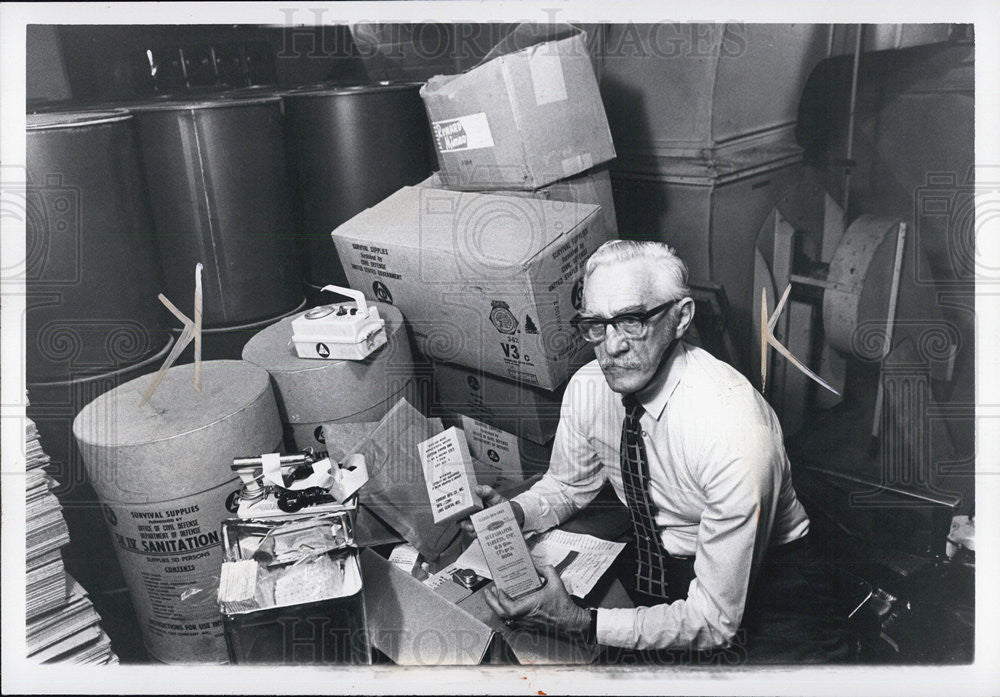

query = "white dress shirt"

[{"left": 512, "top": 341, "right": 810, "bottom": 651}]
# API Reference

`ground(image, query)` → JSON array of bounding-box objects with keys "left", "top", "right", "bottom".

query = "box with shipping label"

[
  {"left": 421, "top": 167, "right": 618, "bottom": 238},
  {"left": 419, "top": 24, "right": 615, "bottom": 191},
  {"left": 434, "top": 358, "right": 582, "bottom": 445},
  {"left": 331, "top": 185, "right": 613, "bottom": 391},
  {"left": 451, "top": 414, "right": 553, "bottom": 485},
  {"left": 417, "top": 426, "right": 483, "bottom": 525}
]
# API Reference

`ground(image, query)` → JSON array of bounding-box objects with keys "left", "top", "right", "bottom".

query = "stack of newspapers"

[{"left": 25, "top": 415, "right": 118, "bottom": 665}]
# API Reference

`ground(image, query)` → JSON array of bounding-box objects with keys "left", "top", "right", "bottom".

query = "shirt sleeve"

[
  {"left": 596, "top": 386, "right": 784, "bottom": 651},
  {"left": 512, "top": 375, "right": 607, "bottom": 534}
]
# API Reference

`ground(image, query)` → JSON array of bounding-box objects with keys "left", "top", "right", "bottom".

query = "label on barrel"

[{"left": 102, "top": 481, "right": 238, "bottom": 663}]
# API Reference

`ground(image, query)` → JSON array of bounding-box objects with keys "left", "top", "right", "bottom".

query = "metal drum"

[
  {"left": 26, "top": 110, "right": 169, "bottom": 382},
  {"left": 281, "top": 82, "right": 435, "bottom": 286},
  {"left": 27, "top": 337, "right": 175, "bottom": 606},
  {"left": 129, "top": 97, "right": 301, "bottom": 327}
]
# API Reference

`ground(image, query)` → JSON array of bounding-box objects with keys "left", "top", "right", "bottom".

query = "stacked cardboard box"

[
  {"left": 392, "top": 23, "right": 617, "bottom": 475},
  {"left": 328, "top": 26, "right": 624, "bottom": 664}
]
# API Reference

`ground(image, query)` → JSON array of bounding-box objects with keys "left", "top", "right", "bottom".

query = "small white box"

[
  {"left": 290, "top": 285, "right": 387, "bottom": 360},
  {"left": 470, "top": 501, "right": 543, "bottom": 599},
  {"left": 418, "top": 427, "right": 482, "bottom": 525}
]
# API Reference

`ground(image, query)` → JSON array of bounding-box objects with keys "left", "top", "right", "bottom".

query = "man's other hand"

[
  {"left": 483, "top": 565, "right": 591, "bottom": 639},
  {"left": 458, "top": 484, "right": 525, "bottom": 536}
]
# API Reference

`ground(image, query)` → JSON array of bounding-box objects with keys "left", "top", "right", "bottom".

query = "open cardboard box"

[
  {"left": 420, "top": 23, "right": 615, "bottom": 190},
  {"left": 360, "top": 545, "right": 632, "bottom": 666}
]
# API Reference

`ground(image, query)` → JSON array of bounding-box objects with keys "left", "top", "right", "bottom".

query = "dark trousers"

[{"left": 600, "top": 535, "right": 857, "bottom": 665}]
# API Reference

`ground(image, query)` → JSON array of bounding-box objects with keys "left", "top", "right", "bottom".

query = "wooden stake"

[{"left": 870, "top": 222, "right": 908, "bottom": 448}]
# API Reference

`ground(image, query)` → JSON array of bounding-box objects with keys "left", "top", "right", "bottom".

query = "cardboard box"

[
  {"left": 420, "top": 24, "right": 615, "bottom": 191},
  {"left": 360, "top": 547, "right": 633, "bottom": 665},
  {"left": 421, "top": 167, "right": 618, "bottom": 238},
  {"left": 331, "top": 186, "right": 612, "bottom": 390},
  {"left": 452, "top": 414, "right": 553, "bottom": 484},
  {"left": 434, "top": 359, "right": 579, "bottom": 445}
]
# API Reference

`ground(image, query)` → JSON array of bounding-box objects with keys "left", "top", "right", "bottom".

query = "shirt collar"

[{"left": 633, "top": 340, "right": 689, "bottom": 421}]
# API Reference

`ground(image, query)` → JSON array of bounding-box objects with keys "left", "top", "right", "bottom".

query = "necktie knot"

[{"left": 622, "top": 394, "right": 644, "bottom": 421}]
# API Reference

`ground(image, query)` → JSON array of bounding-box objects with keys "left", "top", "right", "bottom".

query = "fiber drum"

[
  {"left": 73, "top": 360, "right": 283, "bottom": 663},
  {"left": 241, "top": 302, "right": 416, "bottom": 452}
]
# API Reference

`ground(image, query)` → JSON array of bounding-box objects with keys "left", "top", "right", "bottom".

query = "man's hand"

[
  {"left": 483, "top": 565, "right": 591, "bottom": 640},
  {"left": 459, "top": 484, "right": 525, "bottom": 536}
]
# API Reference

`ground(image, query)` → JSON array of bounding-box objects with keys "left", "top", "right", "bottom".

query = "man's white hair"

[{"left": 584, "top": 240, "right": 691, "bottom": 299}]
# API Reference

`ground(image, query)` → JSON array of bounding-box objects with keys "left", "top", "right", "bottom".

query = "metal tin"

[
  {"left": 129, "top": 97, "right": 301, "bottom": 326},
  {"left": 170, "top": 296, "right": 308, "bottom": 364},
  {"left": 220, "top": 513, "right": 370, "bottom": 664},
  {"left": 26, "top": 110, "right": 169, "bottom": 382},
  {"left": 822, "top": 215, "right": 901, "bottom": 356},
  {"left": 281, "top": 82, "right": 435, "bottom": 286}
]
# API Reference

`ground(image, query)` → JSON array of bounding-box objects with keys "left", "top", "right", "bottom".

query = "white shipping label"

[
  {"left": 388, "top": 542, "right": 421, "bottom": 575},
  {"left": 418, "top": 426, "right": 482, "bottom": 524},
  {"left": 470, "top": 501, "right": 542, "bottom": 599},
  {"left": 460, "top": 415, "right": 524, "bottom": 484},
  {"left": 529, "top": 52, "right": 568, "bottom": 106},
  {"left": 432, "top": 113, "right": 495, "bottom": 153}
]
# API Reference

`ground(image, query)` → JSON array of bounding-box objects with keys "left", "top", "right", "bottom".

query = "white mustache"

[{"left": 599, "top": 359, "right": 642, "bottom": 370}]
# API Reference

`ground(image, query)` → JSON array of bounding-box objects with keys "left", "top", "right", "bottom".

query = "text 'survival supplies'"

[
  {"left": 470, "top": 501, "right": 543, "bottom": 599},
  {"left": 331, "top": 185, "right": 613, "bottom": 390}
]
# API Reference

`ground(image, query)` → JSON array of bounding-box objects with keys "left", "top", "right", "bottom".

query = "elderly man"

[{"left": 472, "top": 239, "right": 854, "bottom": 663}]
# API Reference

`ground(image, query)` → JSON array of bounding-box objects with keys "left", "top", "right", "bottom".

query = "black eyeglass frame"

[{"left": 570, "top": 300, "right": 678, "bottom": 343}]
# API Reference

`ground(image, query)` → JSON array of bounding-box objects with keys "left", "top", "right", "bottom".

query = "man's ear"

[{"left": 674, "top": 297, "right": 695, "bottom": 339}]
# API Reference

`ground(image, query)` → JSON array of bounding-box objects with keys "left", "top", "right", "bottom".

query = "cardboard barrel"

[
  {"left": 171, "top": 297, "right": 307, "bottom": 364},
  {"left": 129, "top": 97, "right": 301, "bottom": 326},
  {"left": 241, "top": 301, "right": 415, "bottom": 452},
  {"left": 281, "top": 82, "right": 434, "bottom": 286},
  {"left": 26, "top": 110, "right": 168, "bottom": 382},
  {"left": 73, "top": 360, "right": 283, "bottom": 664}
]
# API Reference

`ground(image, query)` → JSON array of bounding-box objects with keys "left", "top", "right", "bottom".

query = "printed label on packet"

[
  {"left": 470, "top": 501, "right": 543, "bottom": 599},
  {"left": 418, "top": 426, "right": 483, "bottom": 524},
  {"left": 432, "top": 113, "right": 495, "bottom": 153}
]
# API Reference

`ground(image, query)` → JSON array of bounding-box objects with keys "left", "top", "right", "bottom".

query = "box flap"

[
  {"left": 420, "top": 23, "right": 584, "bottom": 96},
  {"left": 456, "top": 585, "right": 598, "bottom": 665},
  {"left": 360, "top": 548, "right": 494, "bottom": 665},
  {"left": 351, "top": 398, "right": 459, "bottom": 561},
  {"left": 481, "top": 23, "right": 584, "bottom": 65},
  {"left": 332, "top": 186, "right": 600, "bottom": 267}
]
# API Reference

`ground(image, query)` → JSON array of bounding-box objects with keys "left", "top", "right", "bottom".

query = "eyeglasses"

[{"left": 571, "top": 300, "right": 676, "bottom": 343}]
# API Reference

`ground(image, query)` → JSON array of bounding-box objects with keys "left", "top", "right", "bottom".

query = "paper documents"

[
  {"left": 454, "top": 529, "right": 625, "bottom": 599},
  {"left": 528, "top": 530, "right": 625, "bottom": 598}
]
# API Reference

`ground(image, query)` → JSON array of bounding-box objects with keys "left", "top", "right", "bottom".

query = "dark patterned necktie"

[{"left": 620, "top": 394, "right": 674, "bottom": 600}]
